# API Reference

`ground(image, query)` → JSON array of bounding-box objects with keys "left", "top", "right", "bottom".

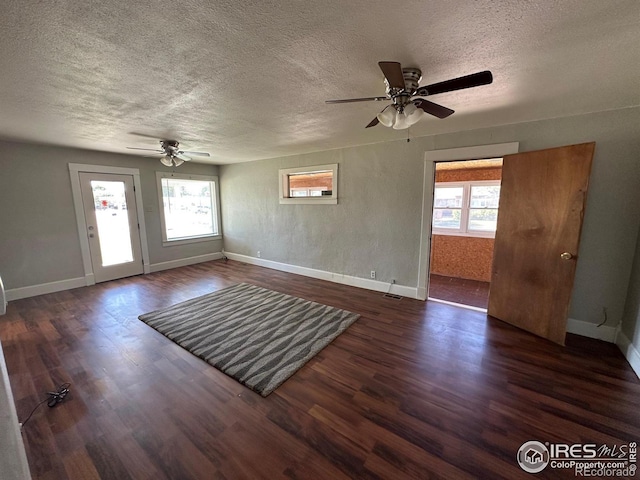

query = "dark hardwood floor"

[
  {"left": 1, "top": 259, "right": 638, "bottom": 479},
  {"left": 428, "top": 274, "right": 491, "bottom": 309}
]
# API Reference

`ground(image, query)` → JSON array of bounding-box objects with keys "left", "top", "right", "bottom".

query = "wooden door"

[{"left": 488, "top": 143, "right": 595, "bottom": 345}]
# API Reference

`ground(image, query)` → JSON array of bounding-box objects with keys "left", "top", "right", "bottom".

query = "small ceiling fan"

[
  {"left": 326, "top": 62, "right": 493, "bottom": 129},
  {"left": 127, "top": 139, "right": 210, "bottom": 167}
]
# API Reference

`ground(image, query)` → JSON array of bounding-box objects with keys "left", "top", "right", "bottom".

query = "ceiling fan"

[
  {"left": 127, "top": 139, "right": 210, "bottom": 167},
  {"left": 325, "top": 62, "right": 493, "bottom": 129}
]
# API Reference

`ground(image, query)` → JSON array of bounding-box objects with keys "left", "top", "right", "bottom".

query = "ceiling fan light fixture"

[
  {"left": 392, "top": 111, "right": 410, "bottom": 130},
  {"left": 377, "top": 107, "right": 396, "bottom": 127},
  {"left": 405, "top": 104, "right": 423, "bottom": 127},
  {"left": 172, "top": 157, "right": 185, "bottom": 167},
  {"left": 160, "top": 155, "right": 173, "bottom": 167},
  {"left": 406, "top": 116, "right": 422, "bottom": 127}
]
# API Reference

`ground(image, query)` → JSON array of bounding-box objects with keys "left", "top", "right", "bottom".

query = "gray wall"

[
  {"left": 0, "top": 140, "right": 221, "bottom": 289},
  {"left": 220, "top": 140, "right": 428, "bottom": 286},
  {"left": 220, "top": 107, "right": 640, "bottom": 330}
]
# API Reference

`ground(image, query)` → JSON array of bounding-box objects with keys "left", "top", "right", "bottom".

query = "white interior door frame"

[
  {"left": 417, "top": 142, "right": 520, "bottom": 300},
  {"left": 69, "top": 163, "right": 151, "bottom": 285}
]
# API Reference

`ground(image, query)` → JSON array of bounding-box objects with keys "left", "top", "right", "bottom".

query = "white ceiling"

[{"left": 0, "top": 0, "right": 638, "bottom": 164}]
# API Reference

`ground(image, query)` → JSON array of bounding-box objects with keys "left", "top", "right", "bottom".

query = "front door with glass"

[{"left": 78, "top": 173, "right": 144, "bottom": 283}]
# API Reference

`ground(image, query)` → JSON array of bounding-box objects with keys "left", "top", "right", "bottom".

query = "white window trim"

[
  {"left": 156, "top": 172, "right": 222, "bottom": 246},
  {"left": 279, "top": 163, "right": 338, "bottom": 205},
  {"left": 432, "top": 179, "right": 501, "bottom": 238}
]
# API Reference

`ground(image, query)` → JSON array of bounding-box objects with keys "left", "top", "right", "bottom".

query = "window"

[
  {"left": 156, "top": 172, "right": 222, "bottom": 245},
  {"left": 432, "top": 180, "right": 501, "bottom": 237},
  {"left": 279, "top": 164, "right": 338, "bottom": 204}
]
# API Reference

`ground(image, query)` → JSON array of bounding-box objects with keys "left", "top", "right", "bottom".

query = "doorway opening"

[{"left": 427, "top": 158, "right": 503, "bottom": 310}]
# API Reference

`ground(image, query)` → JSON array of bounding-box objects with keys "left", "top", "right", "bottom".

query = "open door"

[{"left": 487, "top": 143, "right": 595, "bottom": 345}]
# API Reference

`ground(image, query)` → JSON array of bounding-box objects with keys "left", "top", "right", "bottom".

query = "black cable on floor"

[
  {"left": 19, "top": 398, "right": 48, "bottom": 428},
  {"left": 20, "top": 382, "right": 71, "bottom": 428}
]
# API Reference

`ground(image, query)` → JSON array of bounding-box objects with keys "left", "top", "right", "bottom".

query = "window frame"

[
  {"left": 432, "top": 180, "right": 501, "bottom": 238},
  {"left": 156, "top": 172, "right": 222, "bottom": 246},
  {"left": 278, "top": 164, "right": 338, "bottom": 205}
]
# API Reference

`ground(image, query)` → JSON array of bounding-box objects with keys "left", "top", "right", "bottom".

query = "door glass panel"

[{"left": 91, "top": 180, "right": 134, "bottom": 266}]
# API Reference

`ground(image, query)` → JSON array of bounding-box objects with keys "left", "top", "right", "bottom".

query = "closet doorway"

[{"left": 427, "top": 158, "right": 503, "bottom": 310}]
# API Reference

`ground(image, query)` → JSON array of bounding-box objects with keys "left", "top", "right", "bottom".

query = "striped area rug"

[{"left": 138, "top": 283, "right": 359, "bottom": 396}]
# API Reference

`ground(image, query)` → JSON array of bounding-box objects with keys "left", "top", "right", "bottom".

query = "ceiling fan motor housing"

[
  {"left": 401, "top": 68, "right": 422, "bottom": 93},
  {"left": 161, "top": 140, "right": 180, "bottom": 152},
  {"left": 385, "top": 68, "right": 422, "bottom": 110}
]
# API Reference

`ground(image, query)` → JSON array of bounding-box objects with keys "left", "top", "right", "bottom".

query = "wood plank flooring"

[
  {"left": 0, "top": 259, "right": 638, "bottom": 479},
  {"left": 428, "top": 274, "right": 491, "bottom": 309}
]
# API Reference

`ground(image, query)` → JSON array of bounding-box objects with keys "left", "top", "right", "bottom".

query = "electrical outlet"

[
  {"left": 257, "top": 251, "right": 261, "bottom": 258},
  {"left": 370, "top": 270, "right": 376, "bottom": 279}
]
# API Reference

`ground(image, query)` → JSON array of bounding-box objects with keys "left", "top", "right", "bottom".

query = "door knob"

[{"left": 560, "top": 252, "right": 573, "bottom": 260}]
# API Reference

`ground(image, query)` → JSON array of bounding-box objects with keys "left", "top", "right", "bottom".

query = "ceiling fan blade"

[
  {"left": 414, "top": 70, "right": 493, "bottom": 97},
  {"left": 175, "top": 153, "right": 192, "bottom": 161},
  {"left": 365, "top": 117, "right": 380, "bottom": 128},
  {"left": 180, "top": 151, "right": 211, "bottom": 157},
  {"left": 413, "top": 99, "right": 454, "bottom": 119},
  {"left": 326, "top": 96, "right": 388, "bottom": 104},
  {"left": 127, "top": 147, "right": 164, "bottom": 153},
  {"left": 378, "top": 61, "right": 406, "bottom": 89}
]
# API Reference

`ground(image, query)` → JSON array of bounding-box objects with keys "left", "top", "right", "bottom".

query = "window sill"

[
  {"left": 279, "top": 198, "right": 337, "bottom": 205},
  {"left": 162, "top": 234, "right": 222, "bottom": 247}
]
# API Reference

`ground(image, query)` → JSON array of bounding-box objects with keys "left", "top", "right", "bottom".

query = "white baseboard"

[
  {"left": 224, "top": 252, "right": 419, "bottom": 299},
  {"left": 6, "top": 277, "right": 86, "bottom": 301},
  {"left": 5, "top": 253, "right": 224, "bottom": 302},
  {"left": 566, "top": 317, "right": 618, "bottom": 343},
  {"left": 417, "top": 287, "right": 427, "bottom": 301},
  {"left": 616, "top": 330, "right": 640, "bottom": 379},
  {"left": 149, "top": 252, "right": 224, "bottom": 273}
]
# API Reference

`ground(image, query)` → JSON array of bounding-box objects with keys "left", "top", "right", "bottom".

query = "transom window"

[
  {"left": 279, "top": 164, "right": 338, "bottom": 204},
  {"left": 432, "top": 180, "right": 501, "bottom": 237},
  {"left": 156, "top": 172, "right": 222, "bottom": 245}
]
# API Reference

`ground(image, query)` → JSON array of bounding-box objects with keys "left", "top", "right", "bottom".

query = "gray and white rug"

[{"left": 138, "top": 282, "right": 359, "bottom": 396}]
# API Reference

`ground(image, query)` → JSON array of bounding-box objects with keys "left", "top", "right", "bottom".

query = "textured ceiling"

[{"left": 0, "top": 0, "right": 638, "bottom": 164}]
